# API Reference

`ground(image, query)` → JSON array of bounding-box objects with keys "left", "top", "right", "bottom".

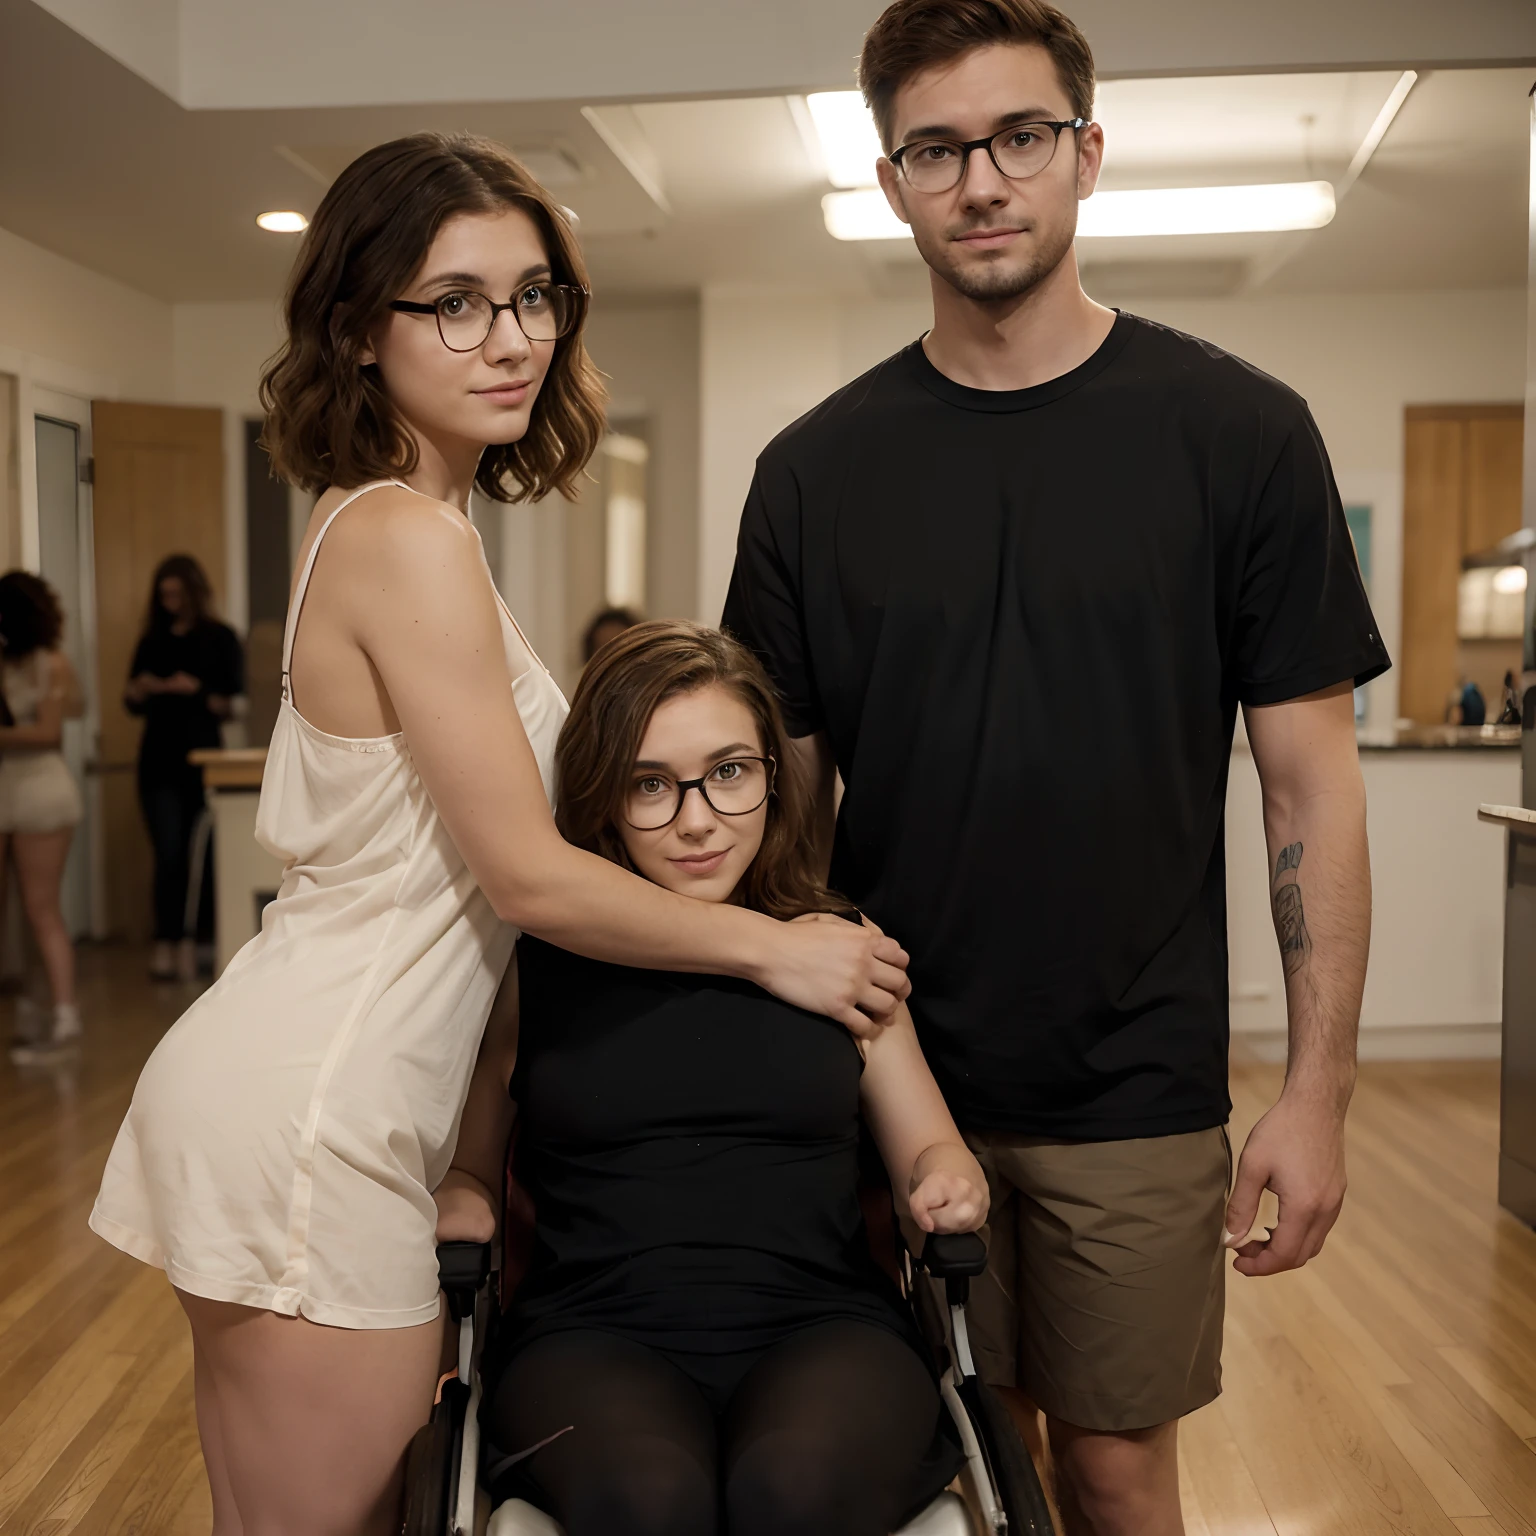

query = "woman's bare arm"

[
  {"left": 302, "top": 495, "right": 909, "bottom": 1033},
  {"left": 858, "top": 1002, "right": 988, "bottom": 1234}
]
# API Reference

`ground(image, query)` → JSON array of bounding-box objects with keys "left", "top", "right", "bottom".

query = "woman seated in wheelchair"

[{"left": 438, "top": 620, "right": 988, "bottom": 1536}]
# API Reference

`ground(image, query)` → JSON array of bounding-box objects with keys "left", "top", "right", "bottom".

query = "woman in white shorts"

[{"left": 0, "top": 570, "right": 84, "bottom": 1062}]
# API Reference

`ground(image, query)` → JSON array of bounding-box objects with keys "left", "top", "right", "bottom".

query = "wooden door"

[
  {"left": 1400, "top": 404, "right": 1524, "bottom": 724},
  {"left": 92, "top": 402, "right": 225, "bottom": 941}
]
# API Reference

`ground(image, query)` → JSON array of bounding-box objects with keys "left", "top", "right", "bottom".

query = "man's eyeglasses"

[
  {"left": 388, "top": 282, "right": 587, "bottom": 351},
  {"left": 889, "top": 119, "right": 1088, "bottom": 195},
  {"left": 623, "top": 757, "right": 775, "bottom": 832}
]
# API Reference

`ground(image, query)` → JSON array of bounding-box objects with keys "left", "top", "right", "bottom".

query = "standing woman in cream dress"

[{"left": 90, "top": 134, "right": 910, "bottom": 1536}]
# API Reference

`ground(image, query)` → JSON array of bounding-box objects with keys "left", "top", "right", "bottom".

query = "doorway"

[{"left": 31, "top": 388, "right": 101, "bottom": 940}]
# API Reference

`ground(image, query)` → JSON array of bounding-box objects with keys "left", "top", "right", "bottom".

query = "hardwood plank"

[{"left": 1438, "top": 1348, "right": 1536, "bottom": 1441}]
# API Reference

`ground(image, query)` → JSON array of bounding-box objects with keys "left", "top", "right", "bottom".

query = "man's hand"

[{"left": 1224, "top": 1091, "right": 1346, "bottom": 1276}]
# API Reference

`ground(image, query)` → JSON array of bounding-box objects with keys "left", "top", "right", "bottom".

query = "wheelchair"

[{"left": 402, "top": 1215, "right": 1056, "bottom": 1536}]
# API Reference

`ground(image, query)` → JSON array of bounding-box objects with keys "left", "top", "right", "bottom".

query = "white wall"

[
  {"left": 0, "top": 223, "right": 173, "bottom": 402},
  {"left": 1227, "top": 743, "right": 1519, "bottom": 1059},
  {"left": 0, "top": 222, "right": 175, "bottom": 572},
  {"left": 584, "top": 298, "right": 701, "bottom": 625}
]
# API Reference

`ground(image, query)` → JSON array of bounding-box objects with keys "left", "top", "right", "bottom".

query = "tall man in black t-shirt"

[{"left": 723, "top": 2, "right": 1388, "bottom": 1531}]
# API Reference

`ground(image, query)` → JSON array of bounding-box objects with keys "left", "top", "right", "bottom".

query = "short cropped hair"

[
  {"left": 858, "top": 0, "right": 1096, "bottom": 150},
  {"left": 260, "top": 133, "right": 606, "bottom": 504}
]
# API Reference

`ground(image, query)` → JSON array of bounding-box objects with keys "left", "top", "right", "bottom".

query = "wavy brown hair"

[
  {"left": 557, "top": 622, "right": 853, "bottom": 922},
  {"left": 259, "top": 132, "right": 606, "bottom": 504},
  {"left": 0, "top": 571, "right": 63, "bottom": 659}
]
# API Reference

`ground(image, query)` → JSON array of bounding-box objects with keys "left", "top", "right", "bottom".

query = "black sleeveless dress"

[{"left": 499, "top": 935, "right": 921, "bottom": 1361}]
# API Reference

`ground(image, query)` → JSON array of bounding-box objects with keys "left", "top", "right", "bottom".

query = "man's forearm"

[{"left": 1263, "top": 783, "right": 1369, "bottom": 1111}]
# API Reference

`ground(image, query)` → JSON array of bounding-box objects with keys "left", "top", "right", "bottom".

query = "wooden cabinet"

[{"left": 1400, "top": 404, "right": 1524, "bottom": 725}]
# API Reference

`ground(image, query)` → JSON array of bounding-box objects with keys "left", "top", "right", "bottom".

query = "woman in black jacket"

[{"left": 124, "top": 554, "right": 243, "bottom": 980}]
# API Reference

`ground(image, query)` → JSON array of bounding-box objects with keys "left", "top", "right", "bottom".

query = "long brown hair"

[
  {"left": 141, "top": 554, "right": 215, "bottom": 639},
  {"left": 259, "top": 132, "right": 607, "bottom": 504},
  {"left": 557, "top": 622, "right": 852, "bottom": 922}
]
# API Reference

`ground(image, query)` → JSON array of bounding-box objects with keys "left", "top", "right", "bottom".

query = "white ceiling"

[
  {"left": 1, "top": 0, "right": 1531, "bottom": 307},
  {"left": 29, "top": 0, "right": 1536, "bottom": 110}
]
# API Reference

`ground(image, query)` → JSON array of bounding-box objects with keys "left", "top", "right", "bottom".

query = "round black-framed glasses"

[
  {"left": 623, "top": 755, "right": 776, "bottom": 832},
  {"left": 388, "top": 282, "right": 588, "bottom": 351},
  {"left": 889, "top": 119, "right": 1088, "bottom": 194}
]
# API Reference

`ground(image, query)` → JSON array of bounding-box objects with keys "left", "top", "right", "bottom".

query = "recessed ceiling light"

[
  {"left": 256, "top": 210, "right": 309, "bottom": 233},
  {"left": 821, "top": 180, "right": 1336, "bottom": 241},
  {"left": 805, "top": 91, "right": 884, "bottom": 188}
]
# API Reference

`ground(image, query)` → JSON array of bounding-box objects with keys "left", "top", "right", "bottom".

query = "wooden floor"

[{"left": 2, "top": 948, "right": 1535, "bottom": 1534}]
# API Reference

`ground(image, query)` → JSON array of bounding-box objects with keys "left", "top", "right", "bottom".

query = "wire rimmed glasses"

[
  {"left": 388, "top": 282, "right": 587, "bottom": 350},
  {"left": 889, "top": 119, "right": 1088, "bottom": 194},
  {"left": 623, "top": 756, "right": 776, "bottom": 831}
]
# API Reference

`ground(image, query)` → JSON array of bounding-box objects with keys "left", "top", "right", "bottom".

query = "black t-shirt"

[
  {"left": 501, "top": 937, "right": 916, "bottom": 1358},
  {"left": 127, "top": 621, "right": 245, "bottom": 776},
  {"left": 722, "top": 312, "right": 1389, "bottom": 1140}
]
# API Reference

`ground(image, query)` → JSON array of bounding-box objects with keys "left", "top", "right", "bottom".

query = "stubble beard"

[{"left": 917, "top": 215, "right": 1076, "bottom": 306}]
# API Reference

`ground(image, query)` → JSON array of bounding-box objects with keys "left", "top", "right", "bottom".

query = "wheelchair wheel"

[
  {"left": 400, "top": 1377, "right": 467, "bottom": 1535},
  {"left": 963, "top": 1377, "right": 1056, "bottom": 1536}
]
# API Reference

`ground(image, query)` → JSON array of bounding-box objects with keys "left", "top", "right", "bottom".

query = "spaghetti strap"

[{"left": 280, "top": 480, "right": 408, "bottom": 698}]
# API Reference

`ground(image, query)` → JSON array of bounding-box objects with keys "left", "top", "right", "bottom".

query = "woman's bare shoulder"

[{"left": 317, "top": 485, "right": 481, "bottom": 579}]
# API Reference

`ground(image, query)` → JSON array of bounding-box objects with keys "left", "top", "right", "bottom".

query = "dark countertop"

[{"left": 1357, "top": 725, "right": 1522, "bottom": 751}]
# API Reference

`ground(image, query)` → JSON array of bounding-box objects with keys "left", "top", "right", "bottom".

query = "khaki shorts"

[{"left": 963, "top": 1126, "right": 1231, "bottom": 1434}]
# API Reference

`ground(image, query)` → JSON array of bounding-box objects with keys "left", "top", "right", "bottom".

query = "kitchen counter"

[
  {"left": 1228, "top": 736, "right": 1519, "bottom": 1059},
  {"left": 189, "top": 749, "right": 282, "bottom": 974},
  {"left": 1357, "top": 724, "right": 1521, "bottom": 750}
]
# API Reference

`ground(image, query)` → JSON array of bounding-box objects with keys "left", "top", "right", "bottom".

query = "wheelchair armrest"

[
  {"left": 437, "top": 1240, "right": 492, "bottom": 1322},
  {"left": 918, "top": 1232, "right": 987, "bottom": 1279}
]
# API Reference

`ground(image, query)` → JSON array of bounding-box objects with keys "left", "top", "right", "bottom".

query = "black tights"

[{"left": 486, "top": 1322, "right": 945, "bottom": 1536}]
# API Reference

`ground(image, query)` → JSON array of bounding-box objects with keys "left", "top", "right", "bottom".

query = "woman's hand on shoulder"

[
  {"left": 908, "top": 1153, "right": 989, "bottom": 1235},
  {"left": 434, "top": 1167, "right": 498, "bottom": 1244},
  {"left": 778, "top": 911, "right": 909, "bottom": 1039}
]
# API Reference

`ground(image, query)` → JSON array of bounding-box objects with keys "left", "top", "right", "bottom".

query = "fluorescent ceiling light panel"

[
  {"left": 822, "top": 189, "right": 909, "bottom": 240},
  {"left": 806, "top": 91, "right": 884, "bottom": 188},
  {"left": 822, "top": 180, "right": 1335, "bottom": 241},
  {"left": 1078, "top": 181, "right": 1335, "bottom": 237}
]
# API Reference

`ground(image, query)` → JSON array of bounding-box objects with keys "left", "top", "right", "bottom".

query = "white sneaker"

[{"left": 8, "top": 1006, "right": 81, "bottom": 1064}]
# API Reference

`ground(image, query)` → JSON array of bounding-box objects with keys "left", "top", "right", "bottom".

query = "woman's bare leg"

[
  {"left": 13, "top": 828, "right": 75, "bottom": 1008},
  {"left": 175, "top": 1290, "right": 441, "bottom": 1536},
  {"left": 186, "top": 1321, "right": 245, "bottom": 1536}
]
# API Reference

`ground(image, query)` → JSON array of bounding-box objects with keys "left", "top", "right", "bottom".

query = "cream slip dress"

[{"left": 90, "top": 481, "right": 567, "bottom": 1328}]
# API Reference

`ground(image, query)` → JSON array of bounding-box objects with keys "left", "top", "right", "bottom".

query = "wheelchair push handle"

[
  {"left": 919, "top": 1231, "right": 987, "bottom": 1307},
  {"left": 436, "top": 1240, "right": 492, "bottom": 1322}
]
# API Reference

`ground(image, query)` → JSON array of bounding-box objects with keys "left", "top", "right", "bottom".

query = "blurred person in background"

[
  {"left": 581, "top": 603, "right": 642, "bottom": 665},
  {"left": 0, "top": 571, "right": 86, "bottom": 1063},
  {"left": 124, "top": 554, "right": 244, "bottom": 982}
]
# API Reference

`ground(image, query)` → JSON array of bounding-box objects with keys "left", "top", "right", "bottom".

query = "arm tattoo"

[{"left": 1272, "top": 842, "right": 1312, "bottom": 976}]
